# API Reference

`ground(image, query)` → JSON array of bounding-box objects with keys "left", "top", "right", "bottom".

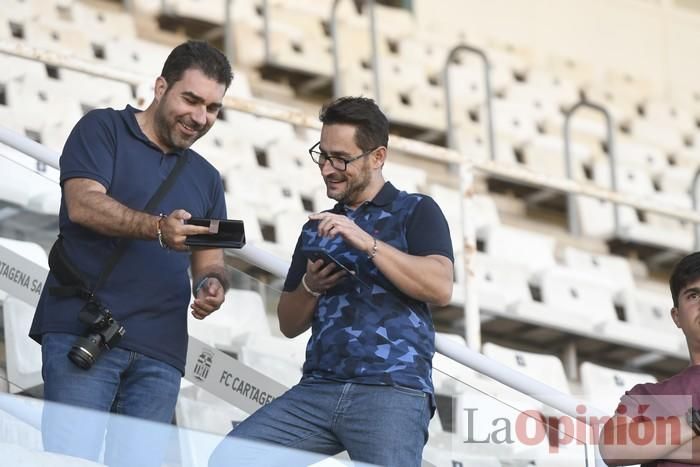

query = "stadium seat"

[
  {"left": 453, "top": 129, "right": 519, "bottom": 164},
  {"left": 187, "top": 289, "right": 270, "bottom": 350},
  {"left": 3, "top": 297, "right": 43, "bottom": 394},
  {"left": 176, "top": 390, "right": 249, "bottom": 467},
  {"left": 224, "top": 166, "right": 306, "bottom": 223},
  {"left": 491, "top": 99, "right": 540, "bottom": 147},
  {"left": 624, "top": 287, "right": 680, "bottom": 337},
  {"left": 619, "top": 192, "right": 694, "bottom": 251},
  {"left": 0, "top": 143, "right": 62, "bottom": 215},
  {"left": 0, "top": 442, "right": 103, "bottom": 466},
  {"left": 265, "top": 136, "right": 318, "bottom": 174},
  {"left": 482, "top": 225, "right": 556, "bottom": 276},
  {"left": 383, "top": 161, "right": 427, "bottom": 194},
  {"left": 481, "top": 343, "right": 570, "bottom": 396},
  {"left": 561, "top": 246, "right": 636, "bottom": 299},
  {"left": 273, "top": 210, "right": 310, "bottom": 257},
  {"left": 422, "top": 443, "right": 503, "bottom": 467},
  {"left": 471, "top": 252, "right": 531, "bottom": 315},
  {"left": 98, "top": 38, "right": 171, "bottom": 78},
  {"left": 246, "top": 116, "right": 297, "bottom": 150},
  {"left": 572, "top": 195, "right": 617, "bottom": 239},
  {"left": 231, "top": 333, "right": 309, "bottom": 388},
  {"left": 0, "top": 397, "right": 43, "bottom": 451},
  {"left": 579, "top": 361, "right": 656, "bottom": 414},
  {"left": 453, "top": 387, "right": 550, "bottom": 462},
  {"left": 432, "top": 332, "right": 477, "bottom": 395},
  {"left": 20, "top": 22, "right": 93, "bottom": 58},
  {"left": 615, "top": 138, "right": 669, "bottom": 177},
  {"left": 657, "top": 165, "right": 696, "bottom": 195},
  {"left": 520, "top": 134, "right": 591, "bottom": 180},
  {"left": 514, "top": 265, "right": 625, "bottom": 338},
  {"left": 631, "top": 118, "right": 686, "bottom": 154},
  {"left": 58, "top": 70, "right": 133, "bottom": 112},
  {"left": 264, "top": 10, "right": 332, "bottom": 77}
]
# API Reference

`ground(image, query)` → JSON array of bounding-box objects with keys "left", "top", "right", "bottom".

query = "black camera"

[{"left": 68, "top": 300, "right": 126, "bottom": 370}]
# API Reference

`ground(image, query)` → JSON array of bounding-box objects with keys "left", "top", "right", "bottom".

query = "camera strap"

[{"left": 50, "top": 153, "right": 189, "bottom": 300}]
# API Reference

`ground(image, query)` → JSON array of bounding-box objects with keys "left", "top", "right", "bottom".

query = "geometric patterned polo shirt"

[{"left": 283, "top": 182, "right": 453, "bottom": 401}]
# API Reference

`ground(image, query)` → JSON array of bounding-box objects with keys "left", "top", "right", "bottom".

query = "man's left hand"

[
  {"left": 191, "top": 277, "right": 225, "bottom": 320},
  {"left": 309, "top": 212, "right": 374, "bottom": 254}
]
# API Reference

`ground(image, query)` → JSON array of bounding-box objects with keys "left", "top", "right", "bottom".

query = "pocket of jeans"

[{"left": 392, "top": 385, "right": 427, "bottom": 398}]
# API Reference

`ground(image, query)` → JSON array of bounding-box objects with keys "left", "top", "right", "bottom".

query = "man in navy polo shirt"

[
  {"left": 210, "top": 96, "right": 454, "bottom": 467},
  {"left": 30, "top": 41, "right": 232, "bottom": 466}
]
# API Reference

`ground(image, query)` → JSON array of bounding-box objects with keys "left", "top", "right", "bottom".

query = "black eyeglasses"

[{"left": 308, "top": 142, "right": 378, "bottom": 171}]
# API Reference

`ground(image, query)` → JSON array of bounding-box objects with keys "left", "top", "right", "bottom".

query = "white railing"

[{"left": 1, "top": 124, "right": 608, "bottom": 465}]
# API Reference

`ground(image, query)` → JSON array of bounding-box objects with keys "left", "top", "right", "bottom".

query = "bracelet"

[
  {"left": 192, "top": 273, "right": 229, "bottom": 297},
  {"left": 368, "top": 237, "right": 378, "bottom": 259},
  {"left": 301, "top": 273, "right": 321, "bottom": 298},
  {"left": 156, "top": 213, "right": 168, "bottom": 250},
  {"left": 193, "top": 276, "right": 210, "bottom": 297}
]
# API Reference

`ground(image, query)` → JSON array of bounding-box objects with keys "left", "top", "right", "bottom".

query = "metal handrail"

[
  {"left": 331, "top": 0, "right": 381, "bottom": 104},
  {"left": 2, "top": 125, "right": 606, "bottom": 405},
  {"left": 563, "top": 99, "right": 619, "bottom": 237},
  {"left": 224, "top": 0, "right": 236, "bottom": 65},
  {"left": 2, "top": 40, "right": 700, "bottom": 224},
  {"left": 692, "top": 167, "right": 700, "bottom": 250},
  {"left": 443, "top": 44, "right": 496, "bottom": 160},
  {"left": 0, "top": 127, "right": 608, "bottom": 424}
]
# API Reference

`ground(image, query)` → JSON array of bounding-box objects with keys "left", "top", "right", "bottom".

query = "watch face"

[{"left": 689, "top": 408, "right": 700, "bottom": 435}]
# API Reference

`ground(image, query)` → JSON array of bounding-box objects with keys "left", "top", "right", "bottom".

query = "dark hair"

[
  {"left": 319, "top": 96, "right": 389, "bottom": 152},
  {"left": 669, "top": 252, "right": 700, "bottom": 306},
  {"left": 161, "top": 40, "right": 233, "bottom": 89}
]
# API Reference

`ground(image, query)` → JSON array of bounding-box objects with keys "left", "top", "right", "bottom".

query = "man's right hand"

[
  {"left": 158, "top": 209, "right": 210, "bottom": 251},
  {"left": 303, "top": 259, "right": 347, "bottom": 295}
]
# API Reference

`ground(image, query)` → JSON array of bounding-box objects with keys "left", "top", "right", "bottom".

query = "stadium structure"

[{"left": 1, "top": 0, "right": 699, "bottom": 465}]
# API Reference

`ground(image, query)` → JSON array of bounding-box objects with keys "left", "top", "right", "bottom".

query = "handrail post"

[
  {"left": 330, "top": 0, "right": 342, "bottom": 98},
  {"left": 262, "top": 0, "right": 271, "bottom": 63},
  {"left": 330, "top": 0, "right": 381, "bottom": 105},
  {"left": 443, "top": 44, "right": 496, "bottom": 161},
  {"left": 563, "top": 100, "right": 618, "bottom": 237},
  {"left": 460, "top": 161, "right": 480, "bottom": 350},
  {"left": 367, "top": 0, "right": 381, "bottom": 106},
  {"left": 224, "top": 0, "right": 236, "bottom": 66},
  {"left": 443, "top": 44, "right": 493, "bottom": 350},
  {"left": 692, "top": 168, "right": 700, "bottom": 250}
]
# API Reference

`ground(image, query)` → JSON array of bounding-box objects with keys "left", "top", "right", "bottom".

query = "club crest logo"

[{"left": 193, "top": 349, "right": 214, "bottom": 382}]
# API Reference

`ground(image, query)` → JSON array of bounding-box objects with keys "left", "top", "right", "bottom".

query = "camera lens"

[{"left": 68, "top": 335, "right": 103, "bottom": 369}]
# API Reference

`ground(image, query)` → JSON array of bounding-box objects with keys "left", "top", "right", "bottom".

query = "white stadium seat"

[
  {"left": 2, "top": 298, "right": 43, "bottom": 394},
  {"left": 482, "top": 225, "right": 556, "bottom": 277},
  {"left": 187, "top": 289, "right": 270, "bottom": 350},
  {"left": 579, "top": 361, "right": 656, "bottom": 414},
  {"left": 471, "top": 252, "right": 531, "bottom": 315}
]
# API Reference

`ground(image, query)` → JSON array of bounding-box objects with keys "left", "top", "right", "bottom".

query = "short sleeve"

[
  {"left": 207, "top": 173, "right": 227, "bottom": 219},
  {"left": 406, "top": 196, "right": 454, "bottom": 262},
  {"left": 282, "top": 233, "right": 307, "bottom": 292},
  {"left": 616, "top": 383, "right": 689, "bottom": 420},
  {"left": 59, "top": 109, "right": 117, "bottom": 190}
]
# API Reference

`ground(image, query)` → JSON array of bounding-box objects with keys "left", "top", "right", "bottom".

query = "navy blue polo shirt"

[
  {"left": 30, "top": 106, "right": 226, "bottom": 373},
  {"left": 283, "top": 182, "right": 453, "bottom": 399}
]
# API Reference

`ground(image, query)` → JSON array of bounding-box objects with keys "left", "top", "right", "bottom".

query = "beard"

[
  {"left": 153, "top": 101, "right": 208, "bottom": 152},
  {"left": 326, "top": 159, "right": 372, "bottom": 206}
]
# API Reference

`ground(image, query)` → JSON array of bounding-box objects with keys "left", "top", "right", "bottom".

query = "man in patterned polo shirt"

[{"left": 210, "top": 96, "right": 454, "bottom": 467}]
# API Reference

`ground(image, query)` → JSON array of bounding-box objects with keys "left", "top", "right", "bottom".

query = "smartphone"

[
  {"left": 302, "top": 246, "right": 369, "bottom": 288},
  {"left": 184, "top": 218, "right": 246, "bottom": 248}
]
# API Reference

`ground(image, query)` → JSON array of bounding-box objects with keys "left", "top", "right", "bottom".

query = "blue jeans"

[
  {"left": 208, "top": 378, "right": 431, "bottom": 467},
  {"left": 41, "top": 332, "right": 181, "bottom": 467}
]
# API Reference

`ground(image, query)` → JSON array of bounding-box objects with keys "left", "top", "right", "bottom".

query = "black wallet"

[{"left": 184, "top": 218, "right": 246, "bottom": 249}]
